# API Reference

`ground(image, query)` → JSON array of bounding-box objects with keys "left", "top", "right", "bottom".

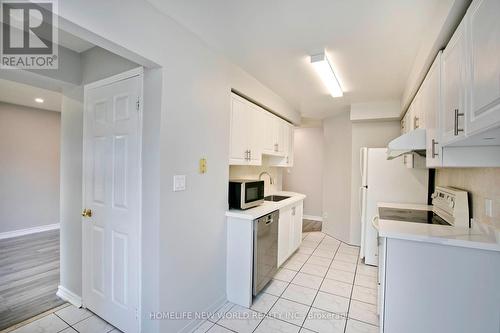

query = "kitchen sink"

[{"left": 264, "top": 195, "right": 290, "bottom": 202}]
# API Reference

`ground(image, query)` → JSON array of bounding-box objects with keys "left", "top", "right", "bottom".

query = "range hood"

[{"left": 387, "top": 128, "right": 426, "bottom": 160}]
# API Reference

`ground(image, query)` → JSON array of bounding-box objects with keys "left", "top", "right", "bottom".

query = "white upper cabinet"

[
  {"left": 229, "top": 94, "right": 262, "bottom": 165},
  {"left": 441, "top": 20, "right": 466, "bottom": 145},
  {"left": 423, "top": 52, "right": 443, "bottom": 168},
  {"left": 465, "top": 0, "right": 500, "bottom": 135},
  {"left": 229, "top": 93, "right": 295, "bottom": 166}
]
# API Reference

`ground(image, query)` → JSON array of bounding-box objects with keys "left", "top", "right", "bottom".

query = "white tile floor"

[
  {"left": 7, "top": 303, "right": 121, "bottom": 333},
  {"left": 194, "top": 231, "right": 379, "bottom": 333},
  {"left": 7, "top": 231, "right": 378, "bottom": 333}
]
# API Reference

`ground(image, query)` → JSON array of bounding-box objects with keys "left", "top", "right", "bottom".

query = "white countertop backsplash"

[
  {"left": 226, "top": 191, "right": 306, "bottom": 220},
  {"left": 377, "top": 202, "right": 500, "bottom": 252}
]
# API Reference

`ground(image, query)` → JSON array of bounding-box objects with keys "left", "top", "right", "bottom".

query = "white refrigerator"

[{"left": 359, "top": 148, "right": 428, "bottom": 266}]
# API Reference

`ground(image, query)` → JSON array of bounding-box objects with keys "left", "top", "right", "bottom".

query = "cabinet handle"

[
  {"left": 414, "top": 116, "right": 419, "bottom": 129},
  {"left": 454, "top": 109, "right": 464, "bottom": 136},
  {"left": 431, "top": 139, "right": 439, "bottom": 158},
  {"left": 249, "top": 150, "right": 251, "bottom": 160},
  {"left": 403, "top": 155, "right": 407, "bottom": 164},
  {"left": 274, "top": 143, "right": 278, "bottom": 152},
  {"left": 245, "top": 150, "right": 250, "bottom": 161}
]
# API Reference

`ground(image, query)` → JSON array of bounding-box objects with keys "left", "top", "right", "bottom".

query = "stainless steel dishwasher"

[{"left": 253, "top": 210, "right": 279, "bottom": 295}]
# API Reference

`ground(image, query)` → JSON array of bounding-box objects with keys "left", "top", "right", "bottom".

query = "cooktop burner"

[{"left": 379, "top": 207, "right": 450, "bottom": 226}]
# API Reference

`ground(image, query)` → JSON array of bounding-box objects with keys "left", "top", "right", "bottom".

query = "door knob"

[{"left": 81, "top": 209, "right": 92, "bottom": 218}]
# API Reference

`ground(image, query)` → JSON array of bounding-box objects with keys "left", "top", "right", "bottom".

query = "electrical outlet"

[{"left": 485, "top": 198, "right": 493, "bottom": 218}]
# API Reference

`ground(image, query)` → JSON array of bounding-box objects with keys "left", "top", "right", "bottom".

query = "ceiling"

[
  {"left": 0, "top": 79, "right": 62, "bottom": 112},
  {"left": 148, "top": 0, "right": 447, "bottom": 119}
]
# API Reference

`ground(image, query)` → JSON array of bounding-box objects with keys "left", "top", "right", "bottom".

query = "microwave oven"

[{"left": 228, "top": 179, "right": 265, "bottom": 210}]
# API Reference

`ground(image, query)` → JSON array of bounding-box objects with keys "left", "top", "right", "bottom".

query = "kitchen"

[
  {"left": 214, "top": 0, "right": 500, "bottom": 332},
  {"left": 1, "top": 1, "right": 499, "bottom": 333}
]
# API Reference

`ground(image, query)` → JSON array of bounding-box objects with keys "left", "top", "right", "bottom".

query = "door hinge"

[
  {"left": 136, "top": 98, "right": 140, "bottom": 111},
  {"left": 135, "top": 308, "right": 139, "bottom": 319}
]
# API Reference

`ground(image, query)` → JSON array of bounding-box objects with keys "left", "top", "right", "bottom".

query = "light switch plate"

[
  {"left": 173, "top": 175, "right": 186, "bottom": 192},
  {"left": 485, "top": 198, "right": 493, "bottom": 217}
]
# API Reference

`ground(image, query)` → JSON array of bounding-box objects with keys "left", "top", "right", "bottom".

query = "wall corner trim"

[
  {"left": 0, "top": 223, "right": 60, "bottom": 240},
  {"left": 56, "top": 286, "right": 82, "bottom": 308}
]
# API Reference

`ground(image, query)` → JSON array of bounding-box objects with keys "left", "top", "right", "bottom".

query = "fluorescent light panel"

[{"left": 310, "top": 52, "right": 343, "bottom": 97}]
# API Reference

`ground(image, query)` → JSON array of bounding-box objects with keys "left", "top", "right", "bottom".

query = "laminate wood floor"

[
  {"left": 302, "top": 219, "right": 322, "bottom": 232},
  {"left": 0, "top": 230, "right": 64, "bottom": 330}
]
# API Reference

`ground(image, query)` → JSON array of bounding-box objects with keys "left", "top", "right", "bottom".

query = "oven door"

[{"left": 241, "top": 181, "right": 264, "bottom": 209}]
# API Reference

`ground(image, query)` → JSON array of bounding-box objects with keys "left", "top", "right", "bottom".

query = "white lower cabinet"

[
  {"left": 381, "top": 238, "right": 500, "bottom": 333},
  {"left": 277, "top": 201, "right": 303, "bottom": 267}
]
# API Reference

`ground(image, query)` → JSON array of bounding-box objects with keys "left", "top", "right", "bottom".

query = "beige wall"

[
  {"left": 283, "top": 127, "right": 324, "bottom": 218},
  {"left": 322, "top": 111, "right": 352, "bottom": 243},
  {"left": 229, "top": 157, "right": 283, "bottom": 196},
  {"left": 436, "top": 168, "right": 500, "bottom": 225},
  {"left": 0, "top": 102, "right": 60, "bottom": 233},
  {"left": 350, "top": 120, "right": 401, "bottom": 245}
]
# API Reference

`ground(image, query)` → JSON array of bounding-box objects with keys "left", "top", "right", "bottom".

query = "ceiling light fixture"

[
  {"left": 310, "top": 52, "right": 343, "bottom": 98},
  {"left": 35, "top": 98, "right": 44, "bottom": 103}
]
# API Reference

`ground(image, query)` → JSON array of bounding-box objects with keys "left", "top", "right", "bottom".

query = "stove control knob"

[{"left": 448, "top": 199, "right": 455, "bottom": 208}]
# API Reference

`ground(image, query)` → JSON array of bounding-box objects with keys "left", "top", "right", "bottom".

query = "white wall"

[
  {"left": 59, "top": 88, "right": 83, "bottom": 297},
  {"left": 283, "top": 127, "right": 324, "bottom": 218},
  {"left": 322, "top": 111, "right": 352, "bottom": 243},
  {"left": 56, "top": 1, "right": 300, "bottom": 332},
  {"left": 0, "top": 102, "right": 60, "bottom": 234},
  {"left": 229, "top": 158, "right": 283, "bottom": 196},
  {"left": 349, "top": 120, "right": 401, "bottom": 245},
  {"left": 81, "top": 47, "right": 139, "bottom": 84}
]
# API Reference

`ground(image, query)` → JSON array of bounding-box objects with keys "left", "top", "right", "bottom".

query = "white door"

[
  {"left": 465, "top": 0, "right": 500, "bottom": 135},
  {"left": 82, "top": 70, "right": 142, "bottom": 333}
]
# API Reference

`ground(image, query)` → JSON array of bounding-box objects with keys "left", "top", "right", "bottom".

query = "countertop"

[
  {"left": 377, "top": 202, "right": 500, "bottom": 252},
  {"left": 226, "top": 191, "right": 306, "bottom": 220}
]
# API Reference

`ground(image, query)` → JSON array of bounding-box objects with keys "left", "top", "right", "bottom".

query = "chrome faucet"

[{"left": 259, "top": 171, "right": 274, "bottom": 185}]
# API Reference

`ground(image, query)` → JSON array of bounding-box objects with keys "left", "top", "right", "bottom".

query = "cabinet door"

[
  {"left": 291, "top": 202, "right": 303, "bottom": 251},
  {"left": 229, "top": 95, "right": 250, "bottom": 164},
  {"left": 247, "top": 104, "right": 262, "bottom": 165},
  {"left": 286, "top": 125, "right": 295, "bottom": 167},
  {"left": 424, "top": 53, "right": 443, "bottom": 168},
  {"left": 411, "top": 91, "right": 424, "bottom": 130},
  {"left": 441, "top": 20, "right": 466, "bottom": 144},
  {"left": 276, "top": 120, "right": 286, "bottom": 156},
  {"left": 465, "top": 0, "right": 500, "bottom": 135},
  {"left": 262, "top": 112, "right": 277, "bottom": 155},
  {"left": 278, "top": 207, "right": 292, "bottom": 267},
  {"left": 403, "top": 104, "right": 414, "bottom": 168}
]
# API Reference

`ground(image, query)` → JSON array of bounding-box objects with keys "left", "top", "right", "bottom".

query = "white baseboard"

[
  {"left": 303, "top": 215, "right": 323, "bottom": 222},
  {"left": 57, "top": 285, "right": 82, "bottom": 308},
  {"left": 0, "top": 223, "right": 60, "bottom": 240},
  {"left": 181, "top": 295, "right": 227, "bottom": 333}
]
